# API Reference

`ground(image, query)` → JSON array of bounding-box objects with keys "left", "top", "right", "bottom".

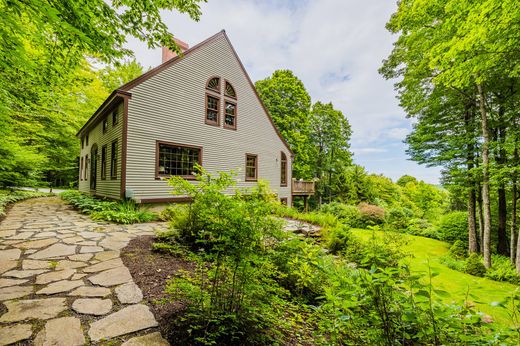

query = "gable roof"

[{"left": 78, "top": 30, "right": 293, "bottom": 155}]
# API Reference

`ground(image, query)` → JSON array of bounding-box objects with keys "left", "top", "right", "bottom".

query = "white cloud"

[{"left": 123, "top": 0, "right": 440, "bottom": 184}]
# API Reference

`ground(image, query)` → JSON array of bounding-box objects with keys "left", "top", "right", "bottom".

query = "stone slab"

[
  {"left": 34, "top": 317, "right": 85, "bottom": 346},
  {"left": 36, "top": 280, "right": 83, "bottom": 295},
  {"left": 116, "top": 282, "right": 143, "bottom": 304},
  {"left": 88, "top": 267, "right": 132, "bottom": 287},
  {"left": 0, "top": 285, "right": 32, "bottom": 300},
  {"left": 0, "top": 324, "right": 33, "bottom": 346},
  {"left": 28, "top": 244, "right": 76, "bottom": 260},
  {"left": 0, "top": 298, "right": 67, "bottom": 322},
  {"left": 72, "top": 298, "right": 113, "bottom": 315},
  {"left": 122, "top": 332, "right": 169, "bottom": 346},
  {"left": 69, "top": 286, "right": 111, "bottom": 297}
]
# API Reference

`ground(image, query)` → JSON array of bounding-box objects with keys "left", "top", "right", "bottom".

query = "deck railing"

[{"left": 291, "top": 179, "right": 315, "bottom": 196}]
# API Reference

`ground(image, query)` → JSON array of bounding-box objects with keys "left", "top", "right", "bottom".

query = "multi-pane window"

[
  {"left": 224, "top": 101, "right": 236, "bottom": 129},
  {"left": 245, "top": 154, "right": 257, "bottom": 181},
  {"left": 281, "top": 152, "right": 287, "bottom": 186},
  {"left": 157, "top": 142, "right": 201, "bottom": 178},
  {"left": 110, "top": 140, "right": 118, "bottom": 179},
  {"left": 225, "top": 81, "right": 236, "bottom": 98},
  {"left": 102, "top": 117, "right": 108, "bottom": 133},
  {"left": 206, "top": 95, "right": 220, "bottom": 125},
  {"left": 112, "top": 110, "right": 118, "bottom": 126},
  {"left": 207, "top": 77, "right": 220, "bottom": 92},
  {"left": 101, "top": 145, "right": 107, "bottom": 180},
  {"left": 81, "top": 138, "right": 84, "bottom": 149}
]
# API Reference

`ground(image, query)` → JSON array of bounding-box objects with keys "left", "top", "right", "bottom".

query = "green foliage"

[
  {"left": 320, "top": 202, "right": 362, "bottom": 227},
  {"left": 385, "top": 206, "right": 414, "bottom": 231},
  {"left": 439, "top": 255, "right": 466, "bottom": 272},
  {"left": 437, "top": 211, "right": 468, "bottom": 244},
  {"left": 60, "top": 190, "right": 156, "bottom": 224},
  {"left": 485, "top": 255, "right": 520, "bottom": 285},
  {"left": 449, "top": 240, "right": 468, "bottom": 259},
  {"left": 464, "top": 254, "right": 487, "bottom": 277},
  {"left": 0, "top": 189, "right": 52, "bottom": 216}
]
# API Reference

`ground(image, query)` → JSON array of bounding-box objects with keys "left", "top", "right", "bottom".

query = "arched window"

[
  {"left": 280, "top": 152, "right": 287, "bottom": 186},
  {"left": 207, "top": 77, "right": 220, "bottom": 92},
  {"left": 225, "top": 81, "right": 236, "bottom": 98}
]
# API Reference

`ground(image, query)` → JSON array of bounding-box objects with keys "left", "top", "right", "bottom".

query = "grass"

[{"left": 351, "top": 228, "right": 519, "bottom": 327}]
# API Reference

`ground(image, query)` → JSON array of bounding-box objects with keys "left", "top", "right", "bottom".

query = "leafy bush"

[
  {"left": 449, "top": 240, "right": 467, "bottom": 259},
  {"left": 485, "top": 255, "right": 520, "bottom": 285},
  {"left": 437, "top": 211, "right": 468, "bottom": 244},
  {"left": 357, "top": 202, "right": 385, "bottom": 227},
  {"left": 464, "top": 253, "right": 486, "bottom": 277},
  {"left": 60, "top": 190, "right": 157, "bottom": 224},
  {"left": 320, "top": 202, "right": 362, "bottom": 227},
  {"left": 404, "top": 218, "right": 439, "bottom": 238},
  {"left": 0, "top": 189, "right": 52, "bottom": 216},
  {"left": 385, "top": 206, "right": 414, "bottom": 231}
]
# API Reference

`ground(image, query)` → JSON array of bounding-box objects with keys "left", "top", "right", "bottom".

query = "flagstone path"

[{"left": 0, "top": 197, "right": 170, "bottom": 345}]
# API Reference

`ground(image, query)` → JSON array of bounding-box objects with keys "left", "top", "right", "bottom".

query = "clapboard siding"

[
  {"left": 125, "top": 33, "right": 292, "bottom": 203},
  {"left": 78, "top": 103, "right": 123, "bottom": 199}
]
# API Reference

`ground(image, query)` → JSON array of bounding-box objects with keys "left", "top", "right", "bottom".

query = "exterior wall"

[
  {"left": 125, "top": 34, "right": 292, "bottom": 204},
  {"left": 78, "top": 103, "right": 123, "bottom": 199}
]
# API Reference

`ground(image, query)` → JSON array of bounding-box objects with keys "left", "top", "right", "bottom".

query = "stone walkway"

[{"left": 0, "top": 197, "right": 170, "bottom": 345}]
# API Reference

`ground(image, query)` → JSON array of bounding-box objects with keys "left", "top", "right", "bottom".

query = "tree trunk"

[
  {"left": 468, "top": 187, "right": 478, "bottom": 253},
  {"left": 477, "top": 182, "right": 484, "bottom": 253},
  {"left": 477, "top": 83, "right": 492, "bottom": 268},
  {"left": 511, "top": 177, "right": 517, "bottom": 264},
  {"left": 465, "top": 102, "right": 478, "bottom": 254},
  {"left": 496, "top": 124, "right": 508, "bottom": 255}
]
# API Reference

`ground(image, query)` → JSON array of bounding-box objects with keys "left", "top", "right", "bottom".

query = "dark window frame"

[
  {"left": 224, "top": 100, "right": 237, "bottom": 130},
  {"left": 112, "top": 110, "right": 118, "bottom": 126},
  {"left": 206, "top": 76, "right": 221, "bottom": 93},
  {"left": 85, "top": 154, "right": 89, "bottom": 180},
  {"left": 280, "top": 197, "right": 288, "bottom": 206},
  {"left": 80, "top": 157, "right": 84, "bottom": 181},
  {"left": 110, "top": 140, "right": 118, "bottom": 180},
  {"left": 205, "top": 93, "right": 220, "bottom": 126},
  {"left": 224, "top": 80, "right": 237, "bottom": 99},
  {"left": 102, "top": 117, "right": 108, "bottom": 134},
  {"left": 155, "top": 141, "right": 203, "bottom": 180},
  {"left": 101, "top": 145, "right": 107, "bottom": 180},
  {"left": 280, "top": 151, "right": 288, "bottom": 187},
  {"left": 245, "top": 154, "right": 258, "bottom": 182},
  {"left": 86, "top": 134, "right": 89, "bottom": 146}
]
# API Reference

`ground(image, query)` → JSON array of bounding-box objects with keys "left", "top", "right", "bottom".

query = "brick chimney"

[{"left": 162, "top": 38, "right": 189, "bottom": 63}]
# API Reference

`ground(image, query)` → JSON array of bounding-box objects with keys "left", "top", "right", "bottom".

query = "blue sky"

[{"left": 126, "top": 0, "right": 442, "bottom": 184}]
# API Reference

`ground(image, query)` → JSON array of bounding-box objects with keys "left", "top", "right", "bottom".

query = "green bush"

[
  {"left": 0, "top": 189, "right": 52, "bottom": 216},
  {"left": 464, "top": 253, "right": 486, "bottom": 277},
  {"left": 60, "top": 190, "right": 156, "bottom": 224},
  {"left": 385, "top": 206, "right": 414, "bottom": 231},
  {"left": 439, "top": 255, "right": 466, "bottom": 272},
  {"left": 485, "top": 255, "right": 520, "bottom": 285},
  {"left": 437, "top": 211, "right": 468, "bottom": 244},
  {"left": 357, "top": 203, "right": 385, "bottom": 227},
  {"left": 405, "top": 218, "right": 439, "bottom": 238},
  {"left": 449, "top": 240, "right": 467, "bottom": 259},
  {"left": 320, "top": 202, "right": 362, "bottom": 227}
]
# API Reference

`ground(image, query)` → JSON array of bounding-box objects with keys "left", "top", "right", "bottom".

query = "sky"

[{"left": 125, "top": 0, "right": 442, "bottom": 184}]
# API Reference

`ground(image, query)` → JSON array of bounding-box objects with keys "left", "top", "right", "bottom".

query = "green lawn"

[{"left": 351, "top": 228, "right": 519, "bottom": 327}]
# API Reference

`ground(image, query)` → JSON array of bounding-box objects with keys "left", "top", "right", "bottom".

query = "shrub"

[
  {"left": 385, "top": 206, "right": 414, "bottom": 231},
  {"left": 320, "top": 202, "right": 362, "bottom": 227},
  {"left": 437, "top": 211, "right": 468, "bottom": 244},
  {"left": 357, "top": 203, "right": 385, "bottom": 227},
  {"left": 60, "top": 190, "right": 156, "bottom": 224},
  {"left": 449, "top": 240, "right": 467, "bottom": 259},
  {"left": 464, "top": 253, "right": 486, "bottom": 277},
  {"left": 404, "top": 218, "right": 438, "bottom": 238},
  {"left": 485, "top": 255, "right": 520, "bottom": 285}
]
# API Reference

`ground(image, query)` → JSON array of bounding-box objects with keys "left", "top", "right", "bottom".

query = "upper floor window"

[
  {"left": 280, "top": 152, "right": 287, "bottom": 186},
  {"left": 206, "top": 94, "right": 220, "bottom": 126},
  {"left": 245, "top": 154, "right": 258, "bottom": 181},
  {"left": 80, "top": 157, "right": 84, "bottom": 181},
  {"left": 112, "top": 110, "right": 118, "bottom": 126},
  {"left": 207, "top": 77, "right": 220, "bottom": 92},
  {"left": 101, "top": 145, "right": 107, "bottom": 180},
  {"left": 224, "top": 101, "right": 236, "bottom": 129},
  {"left": 156, "top": 141, "right": 201, "bottom": 179},
  {"left": 102, "top": 117, "right": 108, "bottom": 133},
  {"left": 81, "top": 137, "right": 84, "bottom": 149},
  {"left": 225, "top": 81, "right": 236, "bottom": 98}
]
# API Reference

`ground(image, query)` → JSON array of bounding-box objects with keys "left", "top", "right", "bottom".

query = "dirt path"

[{"left": 0, "top": 197, "right": 169, "bottom": 345}]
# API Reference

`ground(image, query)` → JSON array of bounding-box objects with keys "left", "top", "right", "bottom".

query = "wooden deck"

[{"left": 291, "top": 179, "right": 315, "bottom": 196}]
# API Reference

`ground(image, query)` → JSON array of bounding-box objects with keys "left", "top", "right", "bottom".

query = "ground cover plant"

[
  {"left": 60, "top": 190, "right": 157, "bottom": 224},
  {"left": 149, "top": 168, "right": 518, "bottom": 345},
  {"left": 0, "top": 189, "right": 52, "bottom": 216}
]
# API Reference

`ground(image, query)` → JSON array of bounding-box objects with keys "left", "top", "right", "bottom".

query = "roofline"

[
  {"left": 79, "top": 30, "right": 293, "bottom": 155},
  {"left": 76, "top": 90, "right": 131, "bottom": 137}
]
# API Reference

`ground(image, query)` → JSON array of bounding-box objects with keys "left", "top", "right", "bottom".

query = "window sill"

[
  {"left": 156, "top": 175, "right": 197, "bottom": 181},
  {"left": 280, "top": 184, "right": 287, "bottom": 187},
  {"left": 245, "top": 178, "right": 258, "bottom": 182},
  {"left": 205, "top": 120, "right": 220, "bottom": 127},
  {"left": 224, "top": 125, "right": 237, "bottom": 130}
]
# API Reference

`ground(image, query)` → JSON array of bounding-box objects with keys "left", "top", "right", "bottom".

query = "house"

[{"left": 76, "top": 30, "right": 314, "bottom": 205}]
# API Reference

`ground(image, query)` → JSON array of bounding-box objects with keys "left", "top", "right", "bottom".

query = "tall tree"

[{"left": 255, "top": 70, "right": 314, "bottom": 179}]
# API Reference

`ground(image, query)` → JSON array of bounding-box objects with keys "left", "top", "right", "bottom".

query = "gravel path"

[{"left": 0, "top": 197, "right": 170, "bottom": 345}]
